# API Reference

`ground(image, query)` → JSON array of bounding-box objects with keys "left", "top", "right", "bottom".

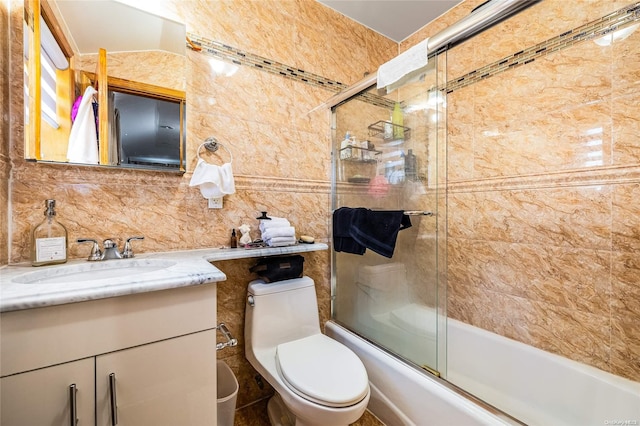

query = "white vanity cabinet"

[{"left": 0, "top": 284, "right": 217, "bottom": 426}]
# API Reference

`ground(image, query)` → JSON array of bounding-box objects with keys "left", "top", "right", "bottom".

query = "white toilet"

[{"left": 245, "top": 276, "right": 370, "bottom": 426}]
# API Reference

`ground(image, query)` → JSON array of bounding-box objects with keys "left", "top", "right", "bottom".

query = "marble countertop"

[{"left": 0, "top": 243, "right": 328, "bottom": 313}]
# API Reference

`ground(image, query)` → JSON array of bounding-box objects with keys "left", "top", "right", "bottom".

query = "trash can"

[{"left": 217, "top": 360, "right": 239, "bottom": 426}]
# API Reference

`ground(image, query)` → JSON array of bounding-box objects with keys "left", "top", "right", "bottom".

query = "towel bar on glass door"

[
  {"left": 340, "top": 209, "right": 434, "bottom": 216},
  {"left": 404, "top": 210, "right": 434, "bottom": 216}
]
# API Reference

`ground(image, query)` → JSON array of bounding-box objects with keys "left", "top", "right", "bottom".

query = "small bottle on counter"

[
  {"left": 31, "top": 199, "right": 68, "bottom": 266},
  {"left": 230, "top": 229, "right": 238, "bottom": 248}
]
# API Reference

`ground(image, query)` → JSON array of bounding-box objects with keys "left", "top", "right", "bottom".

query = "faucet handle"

[
  {"left": 77, "top": 238, "right": 103, "bottom": 261},
  {"left": 102, "top": 239, "right": 118, "bottom": 249},
  {"left": 123, "top": 236, "right": 144, "bottom": 258}
]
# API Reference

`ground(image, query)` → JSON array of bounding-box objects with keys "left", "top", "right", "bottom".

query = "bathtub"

[
  {"left": 326, "top": 319, "right": 640, "bottom": 426},
  {"left": 448, "top": 319, "right": 640, "bottom": 426},
  {"left": 325, "top": 321, "right": 518, "bottom": 426}
]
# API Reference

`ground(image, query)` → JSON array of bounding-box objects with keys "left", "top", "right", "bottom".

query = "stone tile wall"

[{"left": 439, "top": 0, "right": 640, "bottom": 382}]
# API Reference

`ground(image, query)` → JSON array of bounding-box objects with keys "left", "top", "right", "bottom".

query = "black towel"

[
  {"left": 350, "top": 209, "right": 411, "bottom": 258},
  {"left": 333, "top": 207, "right": 366, "bottom": 255},
  {"left": 332, "top": 207, "right": 412, "bottom": 258}
]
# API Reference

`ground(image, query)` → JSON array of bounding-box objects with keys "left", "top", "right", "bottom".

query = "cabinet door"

[
  {"left": 96, "top": 330, "right": 217, "bottom": 426},
  {"left": 1, "top": 358, "right": 94, "bottom": 426}
]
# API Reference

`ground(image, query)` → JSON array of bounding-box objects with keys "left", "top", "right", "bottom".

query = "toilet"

[{"left": 245, "top": 276, "right": 370, "bottom": 426}]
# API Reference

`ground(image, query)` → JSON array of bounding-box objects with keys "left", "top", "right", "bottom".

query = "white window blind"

[
  {"left": 23, "top": 16, "right": 69, "bottom": 129},
  {"left": 40, "top": 51, "right": 59, "bottom": 128}
]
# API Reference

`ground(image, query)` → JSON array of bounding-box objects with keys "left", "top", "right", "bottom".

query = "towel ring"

[{"left": 197, "top": 137, "right": 233, "bottom": 163}]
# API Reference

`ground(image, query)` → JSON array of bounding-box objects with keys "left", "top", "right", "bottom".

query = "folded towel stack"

[
  {"left": 260, "top": 217, "right": 297, "bottom": 247},
  {"left": 259, "top": 217, "right": 290, "bottom": 233}
]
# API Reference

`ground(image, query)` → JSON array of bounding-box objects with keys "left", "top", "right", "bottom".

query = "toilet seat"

[{"left": 276, "top": 334, "right": 369, "bottom": 408}]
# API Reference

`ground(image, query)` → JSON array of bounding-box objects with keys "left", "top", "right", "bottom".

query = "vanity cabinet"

[{"left": 0, "top": 284, "right": 217, "bottom": 426}]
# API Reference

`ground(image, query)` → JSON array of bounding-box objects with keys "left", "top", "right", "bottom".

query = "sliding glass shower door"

[{"left": 330, "top": 53, "right": 447, "bottom": 375}]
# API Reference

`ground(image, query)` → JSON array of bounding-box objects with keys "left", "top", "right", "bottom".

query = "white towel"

[
  {"left": 266, "top": 236, "right": 298, "bottom": 245},
  {"left": 261, "top": 226, "right": 296, "bottom": 241},
  {"left": 265, "top": 216, "right": 289, "bottom": 224},
  {"left": 377, "top": 38, "right": 429, "bottom": 91},
  {"left": 189, "top": 159, "right": 236, "bottom": 198},
  {"left": 67, "top": 86, "right": 99, "bottom": 164},
  {"left": 259, "top": 217, "right": 290, "bottom": 233},
  {"left": 266, "top": 237, "right": 297, "bottom": 247}
]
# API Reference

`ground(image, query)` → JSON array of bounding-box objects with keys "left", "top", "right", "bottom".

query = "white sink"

[{"left": 12, "top": 259, "right": 177, "bottom": 284}]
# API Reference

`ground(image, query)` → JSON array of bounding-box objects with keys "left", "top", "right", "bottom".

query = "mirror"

[
  {"left": 112, "top": 85, "right": 186, "bottom": 170},
  {"left": 24, "top": 0, "right": 187, "bottom": 172}
]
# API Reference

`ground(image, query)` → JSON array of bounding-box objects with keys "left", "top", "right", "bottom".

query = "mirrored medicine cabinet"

[{"left": 24, "top": 0, "right": 187, "bottom": 172}]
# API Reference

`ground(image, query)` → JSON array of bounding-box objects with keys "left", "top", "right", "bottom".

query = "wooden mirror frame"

[{"left": 24, "top": 0, "right": 186, "bottom": 172}]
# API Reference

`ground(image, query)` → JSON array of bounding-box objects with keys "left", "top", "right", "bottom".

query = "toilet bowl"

[{"left": 245, "top": 276, "right": 370, "bottom": 426}]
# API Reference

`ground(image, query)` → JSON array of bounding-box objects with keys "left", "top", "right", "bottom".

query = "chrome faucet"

[
  {"left": 102, "top": 239, "right": 123, "bottom": 259},
  {"left": 77, "top": 236, "right": 144, "bottom": 261},
  {"left": 122, "top": 236, "right": 144, "bottom": 258},
  {"left": 77, "top": 238, "right": 102, "bottom": 261}
]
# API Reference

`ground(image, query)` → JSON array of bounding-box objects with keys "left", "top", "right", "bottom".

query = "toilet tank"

[{"left": 245, "top": 276, "right": 321, "bottom": 351}]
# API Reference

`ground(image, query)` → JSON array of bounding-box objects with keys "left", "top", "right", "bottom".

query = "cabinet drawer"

[
  {"left": 1, "top": 358, "right": 94, "bottom": 426},
  {"left": 96, "top": 330, "right": 217, "bottom": 426},
  {"left": 1, "top": 284, "right": 216, "bottom": 376}
]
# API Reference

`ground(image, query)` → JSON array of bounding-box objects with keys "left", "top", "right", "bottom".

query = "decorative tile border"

[
  {"left": 187, "top": 2, "right": 639, "bottom": 106},
  {"left": 187, "top": 33, "right": 347, "bottom": 93},
  {"left": 186, "top": 33, "right": 395, "bottom": 110},
  {"left": 448, "top": 164, "right": 640, "bottom": 193},
  {"left": 443, "top": 2, "right": 640, "bottom": 93},
  {"left": 234, "top": 175, "right": 331, "bottom": 194}
]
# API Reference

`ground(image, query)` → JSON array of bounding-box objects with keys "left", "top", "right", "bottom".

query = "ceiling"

[
  {"left": 54, "top": 0, "right": 185, "bottom": 55},
  {"left": 56, "top": 0, "right": 462, "bottom": 52},
  {"left": 316, "top": 0, "right": 465, "bottom": 42}
]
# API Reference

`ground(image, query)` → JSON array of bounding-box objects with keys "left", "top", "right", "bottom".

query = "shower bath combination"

[{"left": 327, "top": 0, "right": 640, "bottom": 424}]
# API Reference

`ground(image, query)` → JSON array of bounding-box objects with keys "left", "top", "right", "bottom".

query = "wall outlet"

[{"left": 208, "top": 197, "right": 223, "bottom": 209}]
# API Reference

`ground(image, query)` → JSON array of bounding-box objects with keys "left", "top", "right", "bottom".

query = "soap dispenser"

[{"left": 31, "top": 199, "right": 68, "bottom": 266}]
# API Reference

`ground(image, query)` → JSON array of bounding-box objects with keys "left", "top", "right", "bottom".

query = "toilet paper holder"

[{"left": 216, "top": 323, "right": 238, "bottom": 351}]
